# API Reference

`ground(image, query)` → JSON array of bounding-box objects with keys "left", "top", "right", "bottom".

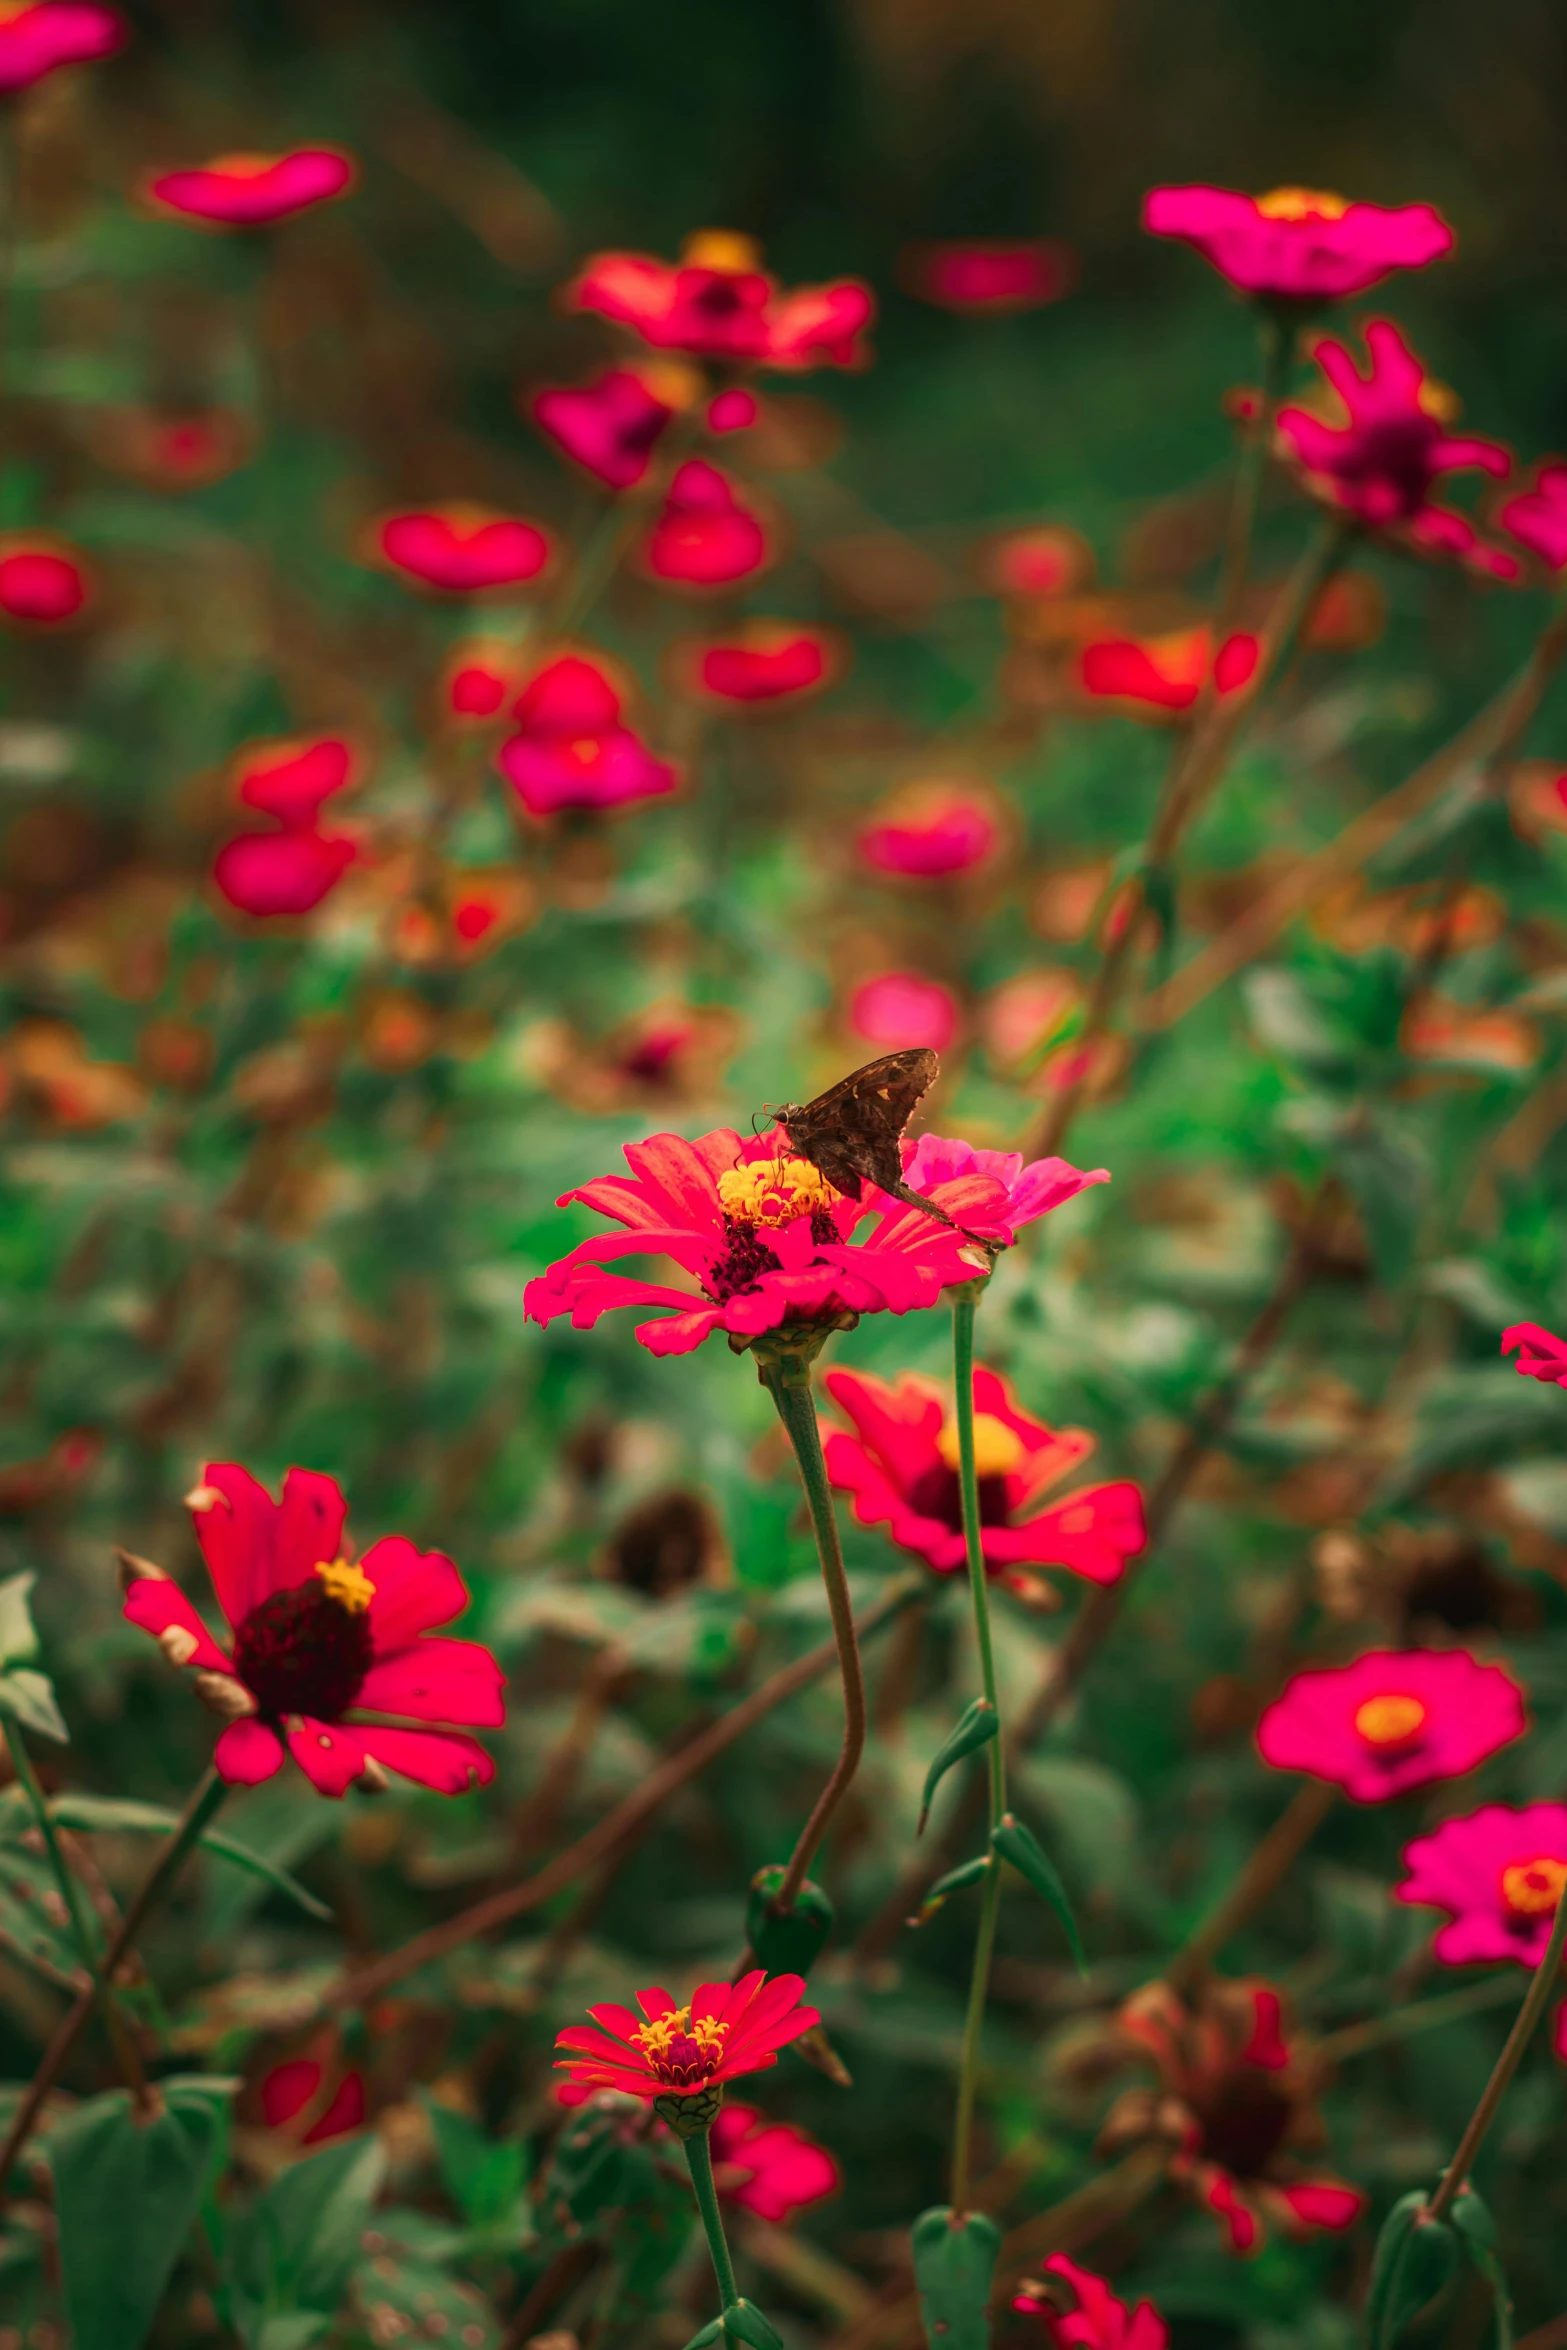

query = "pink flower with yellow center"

[
  {"left": 145, "top": 148, "right": 354, "bottom": 229},
  {"left": 1396, "top": 1802, "right": 1567, "bottom": 1968},
  {"left": 570, "top": 231, "right": 872, "bottom": 371},
  {"left": 1142, "top": 184, "right": 1452, "bottom": 303},
  {"left": 495, "top": 652, "right": 676, "bottom": 817},
  {"left": 554, "top": 1973, "right": 818, "bottom": 2109},
  {"left": 1080, "top": 627, "right": 1258, "bottom": 716},
  {"left": 375, "top": 505, "right": 552, "bottom": 595},
  {"left": 642, "top": 459, "right": 771, "bottom": 588},
  {"left": 1255, "top": 1648, "right": 1526, "bottom": 1802},
  {"left": 823, "top": 1363, "right": 1143, "bottom": 1588},
  {"left": 1013, "top": 2257, "right": 1167, "bottom": 2350},
  {"left": 0, "top": 1, "right": 122, "bottom": 94},
  {"left": 122, "top": 1464, "right": 504, "bottom": 1796}
]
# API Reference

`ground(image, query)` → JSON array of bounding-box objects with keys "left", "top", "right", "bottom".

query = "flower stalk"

[
  {"left": 1425, "top": 1882, "right": 1567, "bottom": 2223},
  {"left": 685, "top": 2123, "right": 743, "bottom": 2340}
]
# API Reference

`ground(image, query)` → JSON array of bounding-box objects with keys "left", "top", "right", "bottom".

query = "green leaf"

[
  {"left": 918, "top": 1699, "right": 997, "bottom": 1835},
  {"left": 990, "top": 1813, "right": 1086, "bottom": 1971},
  {"left": 421, "top": 2094, "right": 526, "bottom": 2230},
  {"left": 911, "top": 2205, "right": 1001, "bottom": 2350},
  {"left": 909, "top": 1854, "right": 991, "bottom": 1929},
  {"left": 1365, "top": 2191, "right": 1460, "bottom": 2350},
  {"left": 1335, "top": 1119, "right": 1428, "bottom": 1290},
  {"left": 227, "top": 2132, "right": 387, "bottom": 2350},
  {"left": 745, "top": 1865, "right": 835, "bottom": 1974},
  {"left": 49, "top": 2076, "right": 235, "bottom": 2350},
  {"left": 680, "top": 2323, "right": 724, "bottom": 2350},
  {"left": 724, "top": 2299, "right": 786, "bottom": 2350},
  {"left": 49, "top": 1795, "right": 334, "bottom": 1923},
  {"left": 0, "top": 1668, "right": 69, "bottom": 1743},
  {"left": 0, "top": 1571, "right": 41, "bottom": 1668},
  {"left": 0, "top": 1787, "right": 93, "bottom": 1987},
  {"left": 1451, "top": 2189, "right": 1511, "bottom": 2350}
]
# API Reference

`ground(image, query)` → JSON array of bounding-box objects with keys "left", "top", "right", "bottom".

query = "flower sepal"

[
  {"left": 1364, "top": 2190, "right": 1459, "bottom": 2350},
  {"left": 744, "top": 1318, "right": 856, "bottom": 1377},
  {"left": 745, "top": 1866, "right": 834, "bottom": 1975},
  {"left": 655, "top": 2083, "right": 724, "bottom": 2138},
  {"left": 723, "top": 2300, "right": 786, "bottom": 2350}
]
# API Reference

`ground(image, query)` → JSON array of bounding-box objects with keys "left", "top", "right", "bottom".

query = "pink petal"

[
  {"left": 215, "top": 1718, "right": 285, "bottom": 1785},
  {"left": 121, "top": 1576, "right": 232, "bottom": 1673},
  {"left": 360, "top": 1537, "right": 470, "bottom": 1648},
  {"left": 356, "top": 1637, "right": 504, "bottom": 1728},
  {"left": 287, "top": 1718, "right": 368, "bottom": 1797},
  {"left": 637, "top": 1986, "right": 680, "bottom": 2021},
  {"left": 357, "top": 1726, "right": 493, "bottom": 1793}
]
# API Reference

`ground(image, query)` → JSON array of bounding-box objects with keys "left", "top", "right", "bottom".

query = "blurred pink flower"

[
  {"left": 495, "top": 653, "right": 676, "bottom": 817},
  {"left": 709, "top": 2102, "right": 840, "bottom": 2221},
  {"left": 905, "top": 238, "right": 1074, "bottom": 314},
  {"left": 643, "top": 459, "right": 770, "bottom": 586},
  {"left": 1143, "top": 185, "right": 1452, "bottom": 302},
  {"left": 1014, "top": 2257, "right": 1166, "bottom": 2350},
  {"left": 146, "top": 147, "right": 354, "bottom": 228},
  {"left": 1396, "top": 1802, "right": 1567, "bottom": 1968},
  {"left": 531, "top": 365, "right": 677, "bottom": 490},
  {"left": 1501, "top": 464, "right": 1567, "bottom": 572},
  {"left": 213, "top": 735, "right": 359, "bottom": 917},
  {"left": 708, "top": 387, "right": 758, "bottom": 433},
  {"left": 236, "top": 736, "right": 358, "bottom": 827},
  {"left": 122, "top": 1464, "right": 503, "bottom": 1796},
  {"left": 857, "top": 781, "right": 999, "bottom": 878},
  {"left": 692, "top": 625, "right": 836, "bottom": 704},
  {"left": 1256, "top": 1648, "right": 1527, "bottom": 1802},
  {"left": 571, "top": 232, "right": 872, "bottom": 371},
  {"left": 1081, "top": 628, "right": 1257, "bottom": 713},
  {"left": 1277, "top": 323, "right": 1513, "bottom": 572},
  {"left": 0, "top": 2, "right": 122, "bottom": 92},
  {"left": 1504, "top": 1321, "right": 1567, "bottom": 1386},
  {"left": 0, "top": 535, "right": 90, "bottom": 625},
  {"left": 442, "top": 638, "right": 531, "bottom": 724},
  {"left": 377, "top": 505, "right": 552, "bottom": 593},
  {"left": 848, "top": 972, "right": 959, "bottom": 1052},
  {"left": 823, "top": 1361, "right": 1140, "bottom": 1584},
  {"left": 523, "top": 1125, "right": 1012, "bottom": 1357},
  {"left": 261, "top": 2058, "right": 366, "bottom": 2144}
]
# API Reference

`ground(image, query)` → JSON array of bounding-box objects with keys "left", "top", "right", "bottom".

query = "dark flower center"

[
  {"left": 651, "top": 2030, "right": 719, "bottom": 2086},
  {"left": 1340, "top": 415, "right": 1439, "bottom": 516},
  {"left": 233, "top": 1581, "right": 374, "bottom": 1723},
  {"left": 1193, "top": 2073, "right": 1295, "bottom": 2177},
  {"left": 906, "top": 1463, "right": 1014, "bottom": 1532},
  {"left": 705, "top": 1205, "right": 843, "bottom": 1304}
]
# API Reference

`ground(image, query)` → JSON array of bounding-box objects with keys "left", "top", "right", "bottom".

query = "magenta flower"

[
  {"left": 1396, "top": 1803, "right": 1567, "bottom": 1968},
  {"left": 905, "top": 238, "right": 1074, "bottom": 314},
  {"left": 823, "top": 1362, "right": 1142, "bottom": 1586},
  {"left": 522, "top": 1127, "right": 1020, "bottom": 1358},
  {"left": 531, "top": 365, "right": 677, "bottom": 490},
  {"left": 1277, "top": 323, "right": 1513, "bottom": 571},
  {"left": 495, "top": 653, "right": 676, "bottom": 817},
  {"left": 0, "top": 535, "right": 90, "bottom": 625},
  {"left": 708, "top": 388, "right": 758, "bottom": 433},
  {"left": 902, "top": 1131, "right": 1108, "bottom": 1244},
  {"left": 848, "top": 971, "right": 959, "bottom": 1053},
  {"left": 1255, "top": 1648, "right": 1527, "bottom": 1803},
  {"left": 1080, "top": 628, "right": 1258, "bottom": 715},
  {"left": 857, "top": 782, "right": 1000, "bottom": 879},
  {"left": 709, "top": 2102, "right": 840, "bottom": 2221},
  {"left": 554, "top": 1972, "right": 818, "bottom": 2103},
  {"left": 690, "top": 625, "right": 837, "bottom": 705},
  {"left": 1501, "top": 464, "right": 1567, "bottom": 572},
  {"left": 376, "top": 505, "right": 552, "bottom": 595},
  {"left": 1503, "top": 1321, "right": 1567, "bottom": 1386},
  {"left": 1143, "top": 185, "right": 1452, "bottom": 303},
  {"left": 643, "top": 459, "right": 771, "bottom": 587},
  {"left": 123, "top": 1464, "right": 504, "bottom": 1796},
  {"left": 213, "top": 735, "right": 359, "bottom": 918},
  {"left": 146, "top": 148, "right": 354, "bottom": 228},
  {"left": 261, "top": 2058, "right": 366, "bottom": 2145},
  {"left": 0, "top": 2, "right": 121, "bottom": 93},
  {"left": 1014, "top": 2258, "right": 1166, "bottom": 2350},
  {"left": 761, "top": 278, "right": 874, "bottom": 371},
  {"left": 571, "top": 232, "right": 872, "bottom": 371}
]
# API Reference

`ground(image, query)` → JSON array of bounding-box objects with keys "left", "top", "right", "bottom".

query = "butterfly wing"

[{"left": 781, "top": 1050, "right": 938, "bottom": 1197}]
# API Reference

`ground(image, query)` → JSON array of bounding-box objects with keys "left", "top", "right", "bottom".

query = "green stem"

[
  {"left": 1426, "top": 1884, "right": 1567, "bottom": 2222},
  {"left": 685, "top": 2126, "right": 741, "bottom": 2332},
  {"left": 0, "top": 1767, "right": 225, "bottom": 2201},
  {"left": 1211, "top": 310, "right": 1288, "bottom": 634},
  {"left": 949, "top": 1282, "right": 1004, "bottom": 2217},
  {"left": 3, "top": 1718, "right": 95, "bottom": 1966},
  {"left": 760, "top": 1352, "right": 867, "bottom": 1914}
]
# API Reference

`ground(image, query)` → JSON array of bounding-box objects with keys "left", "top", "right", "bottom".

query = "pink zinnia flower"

[
  {"left": 709, "top": 2102, "right": 840, "bottom": 2221},
  {"left": 1080, "top": 627, "right": 1258, "bottom": 714},
  {"left": 905, "top": 238, "right": 1074, "bottom": 314},
  {"left": 823, "top": 1362, "right": 1142, "bottom": 1587},
  {"left": 690, "top": 625, "right": 837, "bottom": 705},
  {"left": 571, "top": 232, "right": 872, "bottom": 372},
  {"left": 122, "top": 1464, "right": 504, "bottom": 1795},
  {"left": 442, "top": 638, "right": 531, "bottom": 724},
  {"left": 0, "top": 2, "right": 122, "bottom": 93},
  {"left": 213, "top": 735, "right": 360, "bottom": 918},
  {"left": 0, "top": 535, "right": 90, "bottom": 625},
  {"left": 901, "top": 1131, "right": 1106, "bottom": 1245},
  {"left": 495, "top": 653, "right": 676, "bottom": 817},
  {"left": 145, "top": 148, "right": 354, "bottom": 229},
  {"left": 857, "top": 781, "right": 1000, "bottom": 879},
  {"left": 376, "top": 505, "right": 552, "bottom": 594},
  {"left": 261, "top": 2058, "right": 366, "bottom": 2144},
  {"left": 553, "top": 1972, "right": 818, "bottom": 2104},
  {"left": 530, "top": 365, "right": 678, "bottom": 490},
  {"left": 1255, "top": 1648, "right": 1527, "bottom": 1803},
  {"left": 522, "top": 1126, "right": 1017, "bottom": 1358},
  {"left": 848, "top": 972, "right": 959, "bottom": 1053},
  {"left": 1501, "top": 463, "right": 1567, "bottom": 572},
  {"left": 708, "top": 388, "right": 758, "bottom": 433},
  {"left": 643, "top": 459, "right": 770, "bottom": 587},
  {"left": 1013, "top": 2258, "right": 1166, "bottom": 2350},
  {"left": 1503, "top": 1321, "right": 1567, "bottom": 1386},
  {"left": 1143, "top": 185, "right": 1452, "bottom": 303},
  {"left": 1277, "top": 323, "right": 1513, "bottom": 571},
  {"left": 1396, "top": 1803, "right": 1567, "bottom": 1968}
]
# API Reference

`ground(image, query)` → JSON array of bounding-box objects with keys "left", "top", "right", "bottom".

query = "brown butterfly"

[{"left": 769, "top": 1049, "right": 981, "bottom": 1239}]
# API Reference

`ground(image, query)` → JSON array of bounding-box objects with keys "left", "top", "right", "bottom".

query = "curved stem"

[
  {"left": 949, "top": 1284, "right": 1005, "bottom": 2217},
  {"left": 1426, "top": 1883, "right": 1567, "bottom": 2223},
  {"left": 0, "top": 1767, "right": 224, "bottom": 2200},
  {"left": 686, "top": 2125, "right": 741, "bottom": 2336},
  {"left": 1166, "top": 1778, "right": 1334, "bottom": 1993},
  {"left": 761, "top": 1355, "right": 867, "bottom": 1914}
]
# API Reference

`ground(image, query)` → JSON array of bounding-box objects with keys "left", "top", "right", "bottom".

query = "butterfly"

[{"left": 768, "top": 1049, "right": 982, "bottom": 1240}]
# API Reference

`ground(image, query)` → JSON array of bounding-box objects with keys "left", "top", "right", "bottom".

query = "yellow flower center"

[
  {"left": 1352, "top": 1692, "right": 1427, "bottom": 1748},
  {"left": 315, "top": 1556, "right": 375, "bottom": 1615},
  {"left": 681, "top": 229, "right": 763, "bottom": 272},
  {"left": 936, "top": 1413, "right": 1025, "bottom": 1479},
  {"left": 717, "top": 1155, "right": 841, "bottom": 1229},
  {"left": 1256, "top": 186, "right": 1350, "bottom": 222},
  {"left": 208, "top": 154, "right": 281, "bottom": 181},
  {"left": 633, "top": 2005, "right": 728, "bottom": 2085},
  {"left": 1501, "top": 1857, "right": 1567, "bottom": 1919}
]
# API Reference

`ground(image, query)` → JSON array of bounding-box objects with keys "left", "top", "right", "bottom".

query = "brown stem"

[
  {"left": 510, "top": 1640, "right": 631, "bottom": 1865},
  {"left": 324, "top": 1575, "right": 919, "bottom": 2014},
  {"left": 1426, "top": 1884, "right": 1567, "bottom": 2223},
  {"left": 500, "top": 2242, "right": 598, "bottom": 2350},
  {"left": 1166, "top": 1779, "right": 1335, "bottom": 1994}
]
